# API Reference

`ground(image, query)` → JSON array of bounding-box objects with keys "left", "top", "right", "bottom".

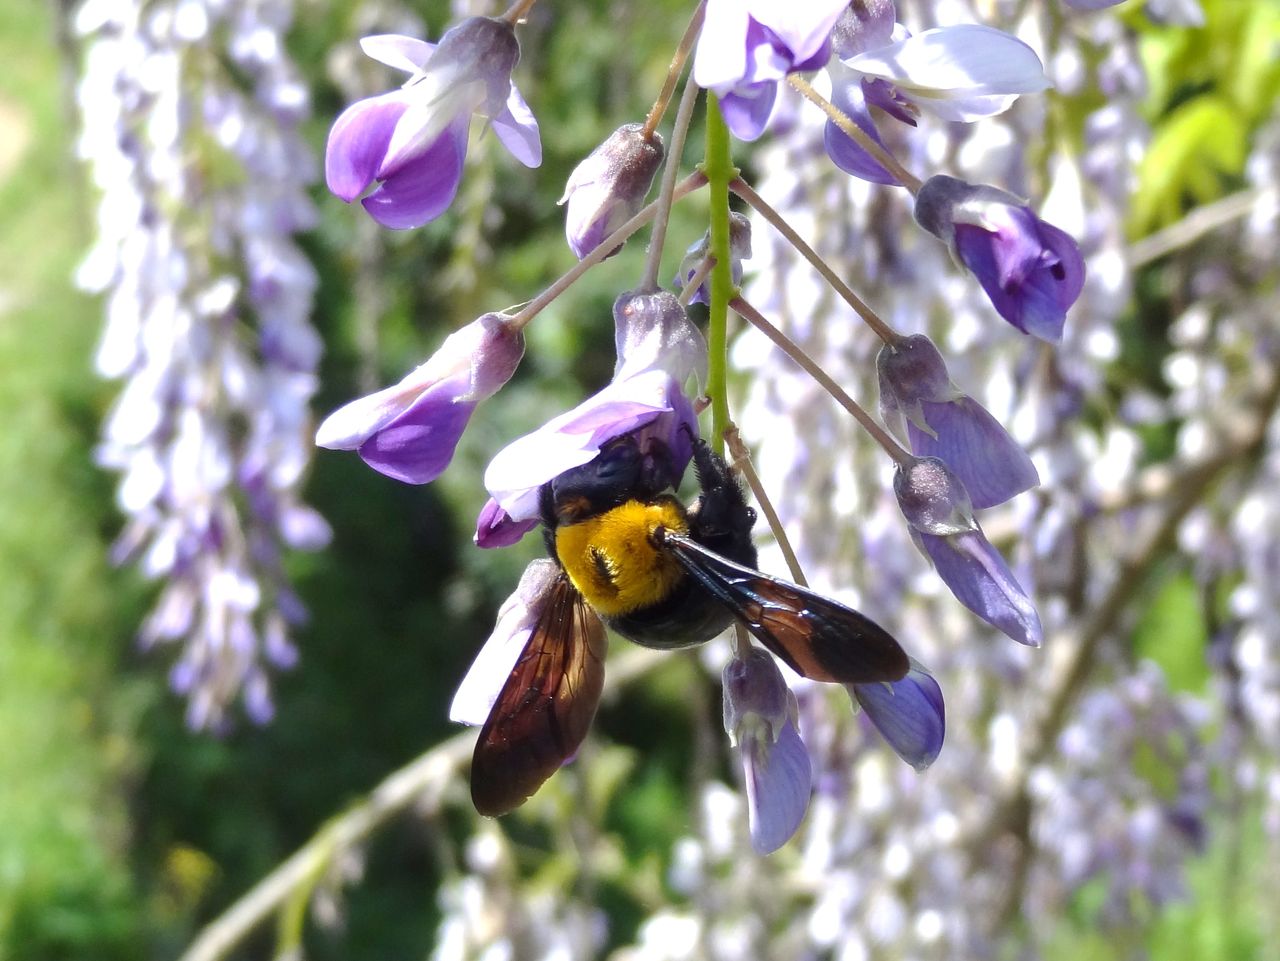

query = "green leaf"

[{"left": 1132, "top": 570, "right": 1209, "bottom": 694}]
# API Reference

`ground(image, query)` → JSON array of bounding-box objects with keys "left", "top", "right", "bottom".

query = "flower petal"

[
  {"left": 356, "top": 378, "right": 477, "bottom": 484},
  {"left": 743, "top": 717, "right": 812, "bottom": 854},
  {"left": 719, "top": 82, "right": 778, "bottom": 142},
  {"left": 315, "top": 380, "right": 419, "bottom": 450},
  {"left": 693, "top": 0, "right": 753, "bottom": 90},
  {"left": 852, "top": 665, "right": 946, "bottom": 770},
  {"left": 919, "top": 528, "right": 1043, "bottom": 646},
  {"left": 359, "top": 34, "right": 435, "bottom": 74},
  {"left": 361, "top": 118, "right": 469, "bottom": 229},
  {"left": 908, "top": 397, "right": 1039, "bottom": 510},
  {"left": 846, "top": 24, "right": 1050, "bottom": 118},
  {"left": 824, "top": 70, "right": 898, "bottom": 184},
  {"left": 491, "top": 83, "right": 542, "bottom": 167},
  {"left": 474, "top": 497, "right": 540, "bottom": 548},
  {"left": 325, "top": 92, "right": 410, "bottom": 202},
  {"left": 747, "top": 0, "right": 848, "bottom": 66}
]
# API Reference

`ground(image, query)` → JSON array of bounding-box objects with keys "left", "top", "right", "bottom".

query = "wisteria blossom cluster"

[
  {"left": 313, "top": 0, "right": 1079, "bottom": 854},
  {"left": 78, "top": 0, "right": 1280, "bottom": 956},
  {"left": 76, "top": 0, "right": 328, "bottom": 727}
]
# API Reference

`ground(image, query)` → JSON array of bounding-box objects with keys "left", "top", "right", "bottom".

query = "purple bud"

[
  {"left": 560, "top": 124, "right": 665, "bottom": 259},
  {"left": 673, "top": 212, "right": 753, "bottom": 306},
  {"left": 723, "top": 648, "right": 812, "bottom": 855},
  {"left": 613, "top": 288, "right": 710, "bottom": 387},
  {"left": 914, "top": 174, "right": 1085, "bottom": 341},
  {"left": 878, "top": 335, "right": 1038, "bottom": 509},
  {"left": 315, "top": 312, "right": 523, "bottom": 484},
  {"left": 893, "top": 455, "right": 975, "bottom": 536}
]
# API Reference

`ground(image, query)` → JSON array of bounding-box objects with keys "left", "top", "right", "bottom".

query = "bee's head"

[{"left": 544, "top": 434, "right": 681, "bottom": 525}]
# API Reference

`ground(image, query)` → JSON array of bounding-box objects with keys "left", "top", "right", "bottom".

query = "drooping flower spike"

[
  {"left": 561, "top": 123, "right": 666, "bottom": 259},
  {"left": 878, "top": 333, "right": 1038, "bottom": 510},
  {"left": 693, "top": 0, "right": 850, "bottom": 141},
  {"left": 325, "top": 20, "right": 541, "bottom": 229},
  {"left": 723, "top": 647, "right": 813, "bottom": 854},
  {"left": 914, "top": 174, "right": 1085, "bottom": 341},
  {"left": 894, "top": 455, "right": 1043, "bottom": 646},
  {"left": 478, "top": 289, "right": 706, "bottom": 545},
  {"left": 315, "top": 312, "right": 524, "bottom": 484}
]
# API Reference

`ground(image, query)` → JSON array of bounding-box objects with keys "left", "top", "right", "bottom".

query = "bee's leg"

[{"left": 687, "top": 438, "right": 758, "bottom": 568}]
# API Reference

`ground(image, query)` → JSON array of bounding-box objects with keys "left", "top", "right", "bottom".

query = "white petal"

[
  {"left": 359, "top": 34, "right": 435, "bottom": 75},
  {"left": 846, "top": 24, "right": 1050, "bottom": 101},
  {"left": 491, "top": 83, "right": 542, "bottom": 167},
  {"left": 693, "top": 0, "right": 752, "bottom": 91},
  {"left": 314, "top": 381, "right": 417, "bottom": 449}
]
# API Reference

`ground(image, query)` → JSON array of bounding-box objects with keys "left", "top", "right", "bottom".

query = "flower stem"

[
  {"left": 641, "top": 0, "right": 706, "bottom": 140},
  {"left": 702, "top": 95, "right": 737, "bottom": 455},
  {"left": 641, "top": 76, "right": 701, "bottom": 290},
  {"left": 730, "top": 295, "right": 912, "bottom": 466},
  {"left": 787, "top": 74, "right": 922, "bottom": 195},
  {"left": 730, "top": 176, "right": 898, "bottom": 344},
  {"left": 677, "top": 255, "right": 716, "bottom": 306},
  {"left": 500, "top": 0, "right": 538, "bottom": 24},
  {"left": 724, "top": 424, "right": 808, "bottom": 588},
  {"left": 508, "top": 171, "right": 707, "bottom": 332}
]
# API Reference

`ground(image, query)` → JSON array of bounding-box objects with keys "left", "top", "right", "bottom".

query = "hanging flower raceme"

[
  {"left": 315, "top": 312, "right": 524, "bottom": 484},
  {"left": 823, "top": 4, "right": 1050, "bottom": 183},
  {"left": 723, "top": 647, "right": 813, "bottom": 855},
  {"left": 561, "top": 123, "right": 665, "bottom": 259},
  {"left": 914, "top": 174, "right": 1085, "bottom": 341},
  {"left": 878, "top": 333, "right": 1038, "bottom": 509},
  {"left": 693, "top": 0, "right": 849, "bottom": 141},
  {"left": 325, "top": 20, "right": 541, "bottom": 229},
  {"left": 849, "top": 662, "right": 945, "bottom": 771},
  {"left": 477, "top": 288, "right": 706, "bottom": 546},
  {"left": 894, "top": 455, "right": 1043, "bottom": 646},
  {"left": 674, "top": 212, "right": 753, "bottom": 307}
]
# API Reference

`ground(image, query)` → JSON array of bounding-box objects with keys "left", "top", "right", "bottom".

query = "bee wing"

[
  {"left": 663, "top": 531, "right": 909, "bottom": 684},
  {"left": 471, "top": 573, "right": 608, "bottom": 816}
]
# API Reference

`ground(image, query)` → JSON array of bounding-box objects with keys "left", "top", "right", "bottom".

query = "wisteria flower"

[
  {"left": 316, "top": 312, "right": 524, "bottom": 484},
  {"left": 693, "top": 0, "right": 849, "bottom": 141},
  {"left": 723, "top": 647, "right": 812, "bottom": 854},
  {"left": 478, "top": 289, "right": 705, "bottom": 545},
  {"left": 850, "top": 662, "right": 945, "bottom": 770},
  {"left": 561, "top": 123, "right": 665, "bottom": 259},
  {"left": 878, "top": 333, "right": 1038, "bottom": 509},
  {"left": 914, "top": 174, "right": 1085, "bottom": 341},
  {"left": 894, "top": 456, "right": 1043, "bottom": 646},
  {"left": 673, "top": 212, "right": 753, "bottom": 306},
  {"left": 325, "top": 19, "right": 541, "bottom": 229},
  {"left": 824, "top": 11, "right": 1050, "bottom": 182}
]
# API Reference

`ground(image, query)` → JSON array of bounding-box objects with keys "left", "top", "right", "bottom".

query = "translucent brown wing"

[
  {"left": 470, "top": 573, "right": 608, "bottom": 816},
  {"left": 661, "top": 530, "right": 908, "bottom": 684}
]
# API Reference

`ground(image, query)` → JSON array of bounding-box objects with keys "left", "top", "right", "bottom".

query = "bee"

[{"left": 469, "top": 432, "right": 909, "bottom": 816}]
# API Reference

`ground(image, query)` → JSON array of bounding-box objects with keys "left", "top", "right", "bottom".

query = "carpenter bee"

[{"left": 469, "top": 432, "right": 909, "bottom": 816}]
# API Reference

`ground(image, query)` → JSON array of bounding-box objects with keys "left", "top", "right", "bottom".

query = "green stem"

[{"left": 702, "top": 95, "right": 737, "bottom": 455}]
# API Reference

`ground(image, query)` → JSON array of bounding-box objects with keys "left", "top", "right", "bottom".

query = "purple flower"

[
  {"left": 316, "top": 312, "right": 524, "bottom": 484},
  {"left": 850, "top": 663, "right": 945, "bottom": 770},
  {"left": 673, "top": 212, "right": 753, "bottom": 306},
  {"left": 914, "top": 175, "right": 1085, "bottom": 341},
  {"left": 479, "top": 290, "right": 705, "bottom": 541},
  {"left": 693, "top": 0, "right": 849, "bottom": 141},
  {"left": 324, "top": 21, "right": 541, "bottom": 230},
  {"left": 878, "top": 334, "right": 1038, "bottom": 509},
  {"left": 894, "top": 455, "right": 1043, "bottom": 646},
  {"left": 823, "top": 62, "right": 901, "bottom": 184},
  {"left": 561, "top": 123, "right": 665, "bottom": 259},
  {"left": 723, "top": 648, "right": 812, "bottom": 854}
]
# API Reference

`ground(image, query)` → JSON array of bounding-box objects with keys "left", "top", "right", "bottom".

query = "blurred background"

[{"left": 2, "top": 0, "right": 1279, "bottom": 958}]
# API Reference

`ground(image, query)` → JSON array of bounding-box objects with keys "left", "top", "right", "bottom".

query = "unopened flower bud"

[
  {"left": 830, "top": 0, "right": 897, "bottom": 59},
  {"left": 613, "top": 287, "right": 709, "bottom": 387},
  {"left": 674, "top": 212, "right": 753, "bottom": 307},
  {"left": 560, "top": 124, "right": 665, "bottom": 259},
  {"left": 893, "top": 455, "right": 975, "bottom": 536},
  {"left": 914, "top": 174, "right": 1085, "bottom": 342}
]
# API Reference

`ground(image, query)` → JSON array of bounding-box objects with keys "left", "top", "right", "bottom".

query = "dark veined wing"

[
  {"left": 471, "top": 573, "right": 608, "bottom": 817},
  {"left": 661, "top": 530, "right": 908, "bottom": 684}
]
